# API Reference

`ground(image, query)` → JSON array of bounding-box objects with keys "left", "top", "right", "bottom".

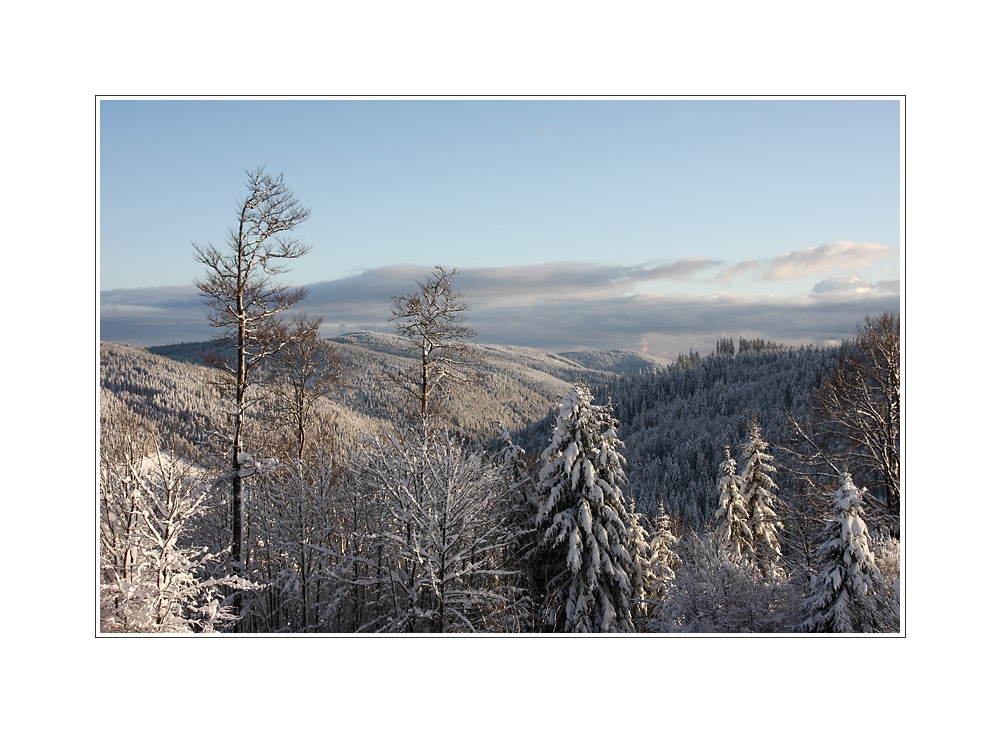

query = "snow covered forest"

[
  {"left": 99, "top": 307, "right": 901, "bottom": 634},
  {"left": 99, "top": 171, "right": 901, "bottom": 634}
]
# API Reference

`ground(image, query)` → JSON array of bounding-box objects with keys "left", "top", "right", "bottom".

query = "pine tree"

[
  {"left": 644, "top": 502, "right": 681, "bottom": 614},
  {"left": 739, "top": 417, "right": 783, "bottom": 576},
  {"left": 715, "top": 446, "right": 754, "bottom": 560},
  {"left": 531, "top": 385, "right": 636, "bottom": 633},
  {"left": 799, "top": 473, "right": 887, "bottom": 633},
  {"left": 624, "top": 496, "right": 653, "bottom": 621}
]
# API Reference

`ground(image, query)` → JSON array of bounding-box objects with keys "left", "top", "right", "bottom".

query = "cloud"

[
  {"left": 811, "top": 277, "right": 900, "bottom": 297},
  {"left": 100, "top": 264, "right": 900, "bottom": 358},
  {"left": 455, "top": 291, "right": 899, "bottom": 356},
  {"left": 811, "top": 276, "right": 874, "bottom": 295},
  {"left": 714, "top": 259, "right": 759, "bottom": 284},
  {"left": 635, "top": 258, "right": 722, "bottom": 282},
  {"left": 762, "top": 240, "right": 896, "bottom": 281},
  {"left": 304, "top": 260, "right": 722, "bottom": 313},
  {"left": 100, "top": 286, "right": 209, "bottom": 345}
]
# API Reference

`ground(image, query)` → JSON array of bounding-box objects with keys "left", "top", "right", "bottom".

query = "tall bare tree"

[
  {"left": 193, "top": 166, "right": 311, "bottom": 578},
  {"left": 788, "top": 312, "right": 900, "bottom": 536},
  {"left": 389, "top": 266, "right": 478, "bottom": 417}
]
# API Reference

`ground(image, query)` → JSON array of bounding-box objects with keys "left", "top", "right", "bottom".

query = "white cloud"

[
  {"left": 811, "top": 276, "right": 873, "bottom": 295},
  {"left": 811, "top": 276, "right": 900, "bottom": 298},
  {"left": 762, "top": 240, "right": 896, "bottom": 281},
  {"left": 714, "top": 259, "right": 759, "bottom": 284}
]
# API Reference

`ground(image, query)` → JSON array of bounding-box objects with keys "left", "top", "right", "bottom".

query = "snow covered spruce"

[
  {"left": 529, "top": 385, "right": 646, "bottom": 633},
  {"left": 798, "top": 473, "right": 895, "bottom": 633},
  {"left": 739, "top": 417, "right": 783, "bottom": 578},
  {"left": 714, "top": 446, "right": 753, "bottom": 560}
]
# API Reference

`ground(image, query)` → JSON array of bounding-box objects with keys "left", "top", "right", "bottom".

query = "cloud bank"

[{"left": 100, "top": 258, "right": 900, "bottom": 359}]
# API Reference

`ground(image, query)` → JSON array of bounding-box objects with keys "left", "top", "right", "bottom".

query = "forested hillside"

[
  {"left": 598, "top": 345, "right": 841, "bottom": 526},
  {"left": 142, "top": 332, "right": 669, "bottom": 443},
  {"left": 101, "top": 311, "right": 900, "bottom": 635},
  {"left": 131, "top": 334, "right": 841, "bottom": 533}
]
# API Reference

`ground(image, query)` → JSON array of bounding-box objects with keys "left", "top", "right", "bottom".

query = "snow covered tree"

[
  {"left": 655, "top": 530, "right": 793, "bottom": 633},
  {"left": 351, "top": 422, "right": 526, "bottom": 632},
  {"left": 799, "top": 473, "right": 889, "bottom": 633},
  {"left": 870, "top": 531, "right": 901, "bottom": 632},
  {"left": 624, "top": 496, "right": 653, "bottom": 621},
  {"left": 265, "top": 449, "right": 343, "bottom": 632},
  {"left": 649, "top": 504, "right": 681, "bottom": 580},
  {"left": 100, "top": 445, "right": 238, "bottom": 633},
  {"left": 639, "top": 502, "right": 681, "bottom": 623},
  {"left": 531, "top": 385, "right": 637, "bottom": 633},
  {"left": 739, "top": 417, "right": 783, "bottom": 577},
  {"left": 715, "top": 446, "right": 753, "bottom": 560},
  {"left": 100, "top": 392, "right": 158, "bottom": 626},
  {"left": 193, "top": 166, "right": 311, "bottom": 586},
  {"left": 389, "top": 266, "right": 479, "bottom": 417}
]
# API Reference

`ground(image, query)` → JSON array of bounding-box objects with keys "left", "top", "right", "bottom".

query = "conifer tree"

[
  {"left": 715, "top": 445, "right": 753, "bottom": 560},
  {"left": 531, "top": 385, "right": 636, "bottom": 633},
  {"left": 799, "top": 473, "right": 887, "bottom": 633},
  {"left": 644, "top": 502, "right": 681, "bottom": 613},
  {"left": 739, "top": 417, "right": 783, "bottom": 576},
  {"left": 624, "top": 496, "right": 653, "bottom": 621}
]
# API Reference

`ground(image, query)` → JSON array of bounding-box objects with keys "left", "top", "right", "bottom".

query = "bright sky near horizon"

[{"left": 99, "top": 97, "right": 901, "bottom": 356}]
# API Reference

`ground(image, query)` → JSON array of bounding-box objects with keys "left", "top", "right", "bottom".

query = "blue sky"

[{"left": 100, "top": 98, "right": 900, "bottom": 356}]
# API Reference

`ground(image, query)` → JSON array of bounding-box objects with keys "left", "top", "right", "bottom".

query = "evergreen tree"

[
  {"left": 643, "top": 502, "right": 681, "bottom": 617},
  {"left": 624, "top": 496, "right": 653, "bottom": 621},
  {"left": 531, "top": 385, "right": 636, "bottom": 633},
  {"left": 715, "top": 446, "right": 753, "bottom": 560},
  {"left": 799, "top": 473, "right": 888, "bottom": 633},
  {"left": 739, "top": 417, "right": 783, "bottom": 576}
]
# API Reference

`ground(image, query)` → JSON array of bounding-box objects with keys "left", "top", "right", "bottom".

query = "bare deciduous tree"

[
  {"left": 272, "top": 314, "right": 342, "bottom": 463},
  {"left": 787, "top": 312, "right": 900, "bottom": 536},
  {"left": 389, "top": 266, "right": 478, "bottom": 417},
  {"left": 193, "top": 166, "right": 311, "bottom": 579}
]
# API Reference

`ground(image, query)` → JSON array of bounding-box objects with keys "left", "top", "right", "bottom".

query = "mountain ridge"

[{"left": 118, "top": 332, "right": 663, "bottom": 445}]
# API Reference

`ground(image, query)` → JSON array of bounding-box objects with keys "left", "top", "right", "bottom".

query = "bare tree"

[
  {"left": 389, "top": 266, "right": 478, "bottom": 417},
  {"left": 193, "top": 166, "right": 311, "bottom": 579},
  {"left": 350, "top": 423, "right": 527, "bottom": 632},
  {"left": 787, "top": 312, "right": 900, "bottom": 536},
  {"left": 272, "top": 314, "right": 342, "bottom": 463}
]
